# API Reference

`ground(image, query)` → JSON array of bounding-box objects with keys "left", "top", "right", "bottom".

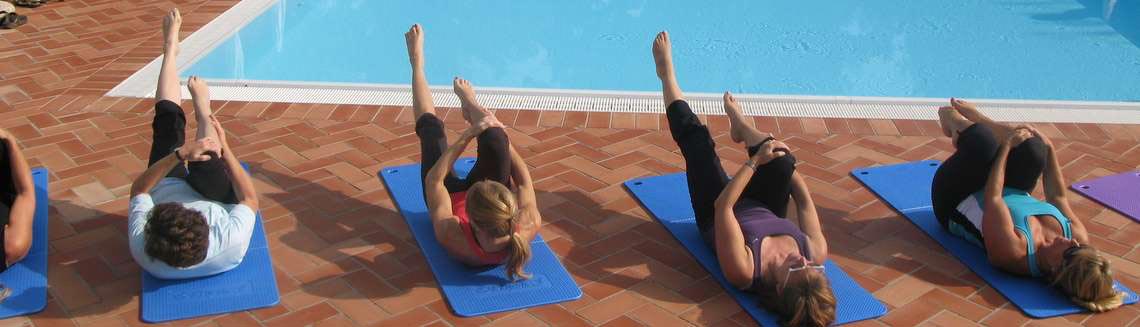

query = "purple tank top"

[{"left": 733, "top": 199, "right": 812, "bottom": 293}]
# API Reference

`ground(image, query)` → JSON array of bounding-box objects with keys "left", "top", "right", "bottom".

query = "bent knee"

[
  {"left": 478, "top": 127, "right": 510, "bottom": 149},
  {"left": 766, "top": 153, "right": 797, "bottom": 174}
]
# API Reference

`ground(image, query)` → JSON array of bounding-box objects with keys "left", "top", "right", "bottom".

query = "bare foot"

[
  {"left": 652, "top": 31, "right": 675, "bottom": 82},
  {"left": 938, "top": 105, "right": 971, "bottom": 141},
  {"left": 950, "top": 98, "right": 984, "bottom": 122},
  {"left": 723, "top": 92, "right": 769, "bottom": 146},
  {"left": 162, "top": 8, "right": 182, "bottom": 55},
  {"left": 405, "top": 24, "right": 424, "bottom": 68},
  {"left": 187, "top": 76, "right": 212, "bottom": 116},
  {"left": 453, "top": 77, "right": 488, "bottom": 124},
  {"left": 724, "top": 92, "right": 747, "bottom": 143}
]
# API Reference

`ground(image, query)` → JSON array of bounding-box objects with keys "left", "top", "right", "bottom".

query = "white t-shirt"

[{"left": 128, "top": 178, "right": 256, "bottom": 279}]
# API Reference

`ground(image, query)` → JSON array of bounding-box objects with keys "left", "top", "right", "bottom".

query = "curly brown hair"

[{"left": 145, "top": 203, "right": 209, "bottom": 268}]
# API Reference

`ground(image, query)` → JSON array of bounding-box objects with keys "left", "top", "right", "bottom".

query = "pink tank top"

[{"left": 451, "top": 191, "right": 509, "bottom": 265}]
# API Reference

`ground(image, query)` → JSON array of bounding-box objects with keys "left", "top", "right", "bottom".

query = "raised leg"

[
  {"left": 147, "top": 101, "right": 189, "bottom": 179},
  {"left": 452, "top": 78, "right": 511, "bottom": 187},
  {"left": 187, "top": 76, "right": 219, "bottom": 145},
  {"left": 156, "top": 9, "right": 182, "bottom": 104},
  {"left": 951, "top": 98, "right": 1016, "bottom": 143},
  {"left": 406, "top": 24, "right": 435, "bottom": 120},
  {"left": 723, "top": 92, "right": 771, "bottom": 146},
  {"left": 653, "top": 31, "right": 684, "bottom": 106},
  {"left": 931, "top": 123, "right": 999, "bottom": 239}
]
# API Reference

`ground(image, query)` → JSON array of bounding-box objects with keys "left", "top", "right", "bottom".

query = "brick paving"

[{"left": 2, "top": 1, "right": 1140, "bottom": 326}]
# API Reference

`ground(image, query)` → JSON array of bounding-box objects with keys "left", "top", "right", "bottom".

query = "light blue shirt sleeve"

[
  {"left": 128, "top": 194, "right": 155, "bottom": 267},
  {"left": 217, "top": 204, "right": 257, "bottom": 253}
]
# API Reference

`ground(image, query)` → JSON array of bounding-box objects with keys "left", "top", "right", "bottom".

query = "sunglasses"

[
  {"left": 1063, "top": 242, "right": 1087, "bottom": 262},
  {"left": 779, "top": 261, "right": 825, "bottom": 293}
]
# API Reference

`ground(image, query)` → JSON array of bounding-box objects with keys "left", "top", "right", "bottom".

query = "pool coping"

[{"left": 106, "top": 0, "right": 1140, "bottom": 125}]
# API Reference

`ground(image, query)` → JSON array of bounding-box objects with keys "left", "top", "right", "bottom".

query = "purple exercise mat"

[{"left": 1071, "top": 171, "right": 1140, "bottom": 223}]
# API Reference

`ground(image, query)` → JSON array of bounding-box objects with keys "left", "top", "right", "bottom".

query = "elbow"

[
  {"left": 986, "top": 255, "right": 1003, "bottom": 268},
  {"left": 241, "top": 196, "right": 260, "bottom": 210},
  {"left": 1047, "top": 194, "right": 1068, "bottom": 206},
  {"left": 129, "top": 182, "right": 147, "bottom": 198},
  {"left": 725, "top": 270, "right": 752, "bottom": 290},
  {"left": 714, "top": 193, "right": 734, "bottom": 211},
  {"left": 5, "top": 236, "right": 31, "bottom": 265}
]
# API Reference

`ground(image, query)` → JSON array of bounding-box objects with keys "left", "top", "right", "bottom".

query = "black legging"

[
  {"left": 0, "top": 140, "right": 17, "bottom": 270},
  {"left": 665, "top": 100, "right": 796, "bottom": 241},
  {"left": 147, "top": 100, "right": 237, "bottom": 204},
  {"left": 416, "top": 113, "right": 512, "bottom": 194},
  {"left": 931, "top": 123, "right": 1047, "bottom": 242}
]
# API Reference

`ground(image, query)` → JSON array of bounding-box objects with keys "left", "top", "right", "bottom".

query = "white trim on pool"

[{"left": 107, "top": 0, "right": 1140, "bottom": 125}]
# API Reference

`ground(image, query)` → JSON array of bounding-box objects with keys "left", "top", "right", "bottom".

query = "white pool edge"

[{"left": 106, "top": 0, "right": 1140, "bottom": 125}]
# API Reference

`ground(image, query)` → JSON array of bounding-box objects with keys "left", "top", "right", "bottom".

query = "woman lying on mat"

[
  {"left": 128, "top": 9, "right": 259, "bottom": 279},
  {"left": 406, "top": 24, "right": 541, "bottom": 281},
  {"left": 933, "top": 98, "right": 1124, "bottom": 312},
  {"left": 653, "top": 31, "right": 835, "bottom": 326},
  {"left": 0, "top": 127, "right": 35, "bottom": 273}
]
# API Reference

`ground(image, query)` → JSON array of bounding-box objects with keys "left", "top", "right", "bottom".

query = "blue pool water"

[{"left": 186, "top": 0, "right": 1140, "bottom": 101}]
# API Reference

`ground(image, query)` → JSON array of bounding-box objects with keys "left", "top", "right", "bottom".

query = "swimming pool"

[
  {"left": 109, "top": 0, "right": 1140, "bottom": 123},
  {"left": 182, "top": 0, "right": 1140, "bottom": 101}
]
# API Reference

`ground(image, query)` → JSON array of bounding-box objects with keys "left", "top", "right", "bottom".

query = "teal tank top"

[{"left": 975, "top": 187, "right": 1071, "bottom": 277}]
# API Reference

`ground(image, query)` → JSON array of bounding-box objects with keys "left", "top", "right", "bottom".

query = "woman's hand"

[
  {"left": 1003, "top": 127, "right": 1033, "bottom": 148},
  {"left": 1022, "top": 125, "right": 1053, "bottom": 149},
  {"left": 751, "top": 140, "right": 788, "bottom": 166},
  {"left": 209, "top": 115, "right": 230, "bottom": 152},
  {"left": 178, "top": 137, "right": 220, "bottom": 162},
  {"left": 461, "top": 115, "right": 504, "bottom": 139}
]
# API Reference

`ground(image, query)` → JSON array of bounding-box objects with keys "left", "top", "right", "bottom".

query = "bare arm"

[
  {"left": 3, "top": 137, "right": 34, "bottom": 201},
  {"left": 507, "top": 145, "right": 539, "bottom": 228},
  {"left": 425, "top": 127, "right": 482, "bottom": 238},
  {"left": 981, "top": 137, "right": 1025, "bottom": 271},
  {"left": 789, "top": 172, "right": 827, "bottom": 262},
  {"left": 1031, "top": 129, "right": 1087, "bottom": 243},
  {"left": 714, "top": 169, "right": 758, "bottom": 290},
  {"left": 130, "top": 150, "right": 186, "bottom": 198},
  {"left": 130, "top": 138, "right": 219, "bottom": 198},
  {"left": 210, "top": 117, "right": 258, "bottom": 211},
  {"left": 3, "top": 136, "right": 35, "bottom": 264},
  {"left": 713, "top": 145, "right": 784, "bottom": 289}
]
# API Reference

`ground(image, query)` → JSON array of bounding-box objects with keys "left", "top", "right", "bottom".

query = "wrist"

[
  {"left": 173, "top": 147, "right": 186, "bottom": 161},
  {"left": 743, "top": 159, "right": 757, "bottom": 170}
]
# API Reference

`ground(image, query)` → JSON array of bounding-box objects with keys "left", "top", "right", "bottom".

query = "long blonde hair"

[
  {"left": 466, "top": 181, "right": 531, "bottom": 281},
  {"left": 1051, "top": 246, "right": 1125, "bottom": 312}
]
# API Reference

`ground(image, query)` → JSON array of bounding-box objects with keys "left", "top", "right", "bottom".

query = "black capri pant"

[
  {"left": 0, "top": 140, "right": 18, "bottom": 270},
  {"left": 147, "top": 100, "right": 237, "bottom": 204},
  {"left": 930, "top": 123, "right": 1047, "bottom": 243},
  {"left": 665, "top": 100, "right": 796, "bottom": 242},
  {"left": 416, "top": 113, "right": 512, "bottom": 193}
]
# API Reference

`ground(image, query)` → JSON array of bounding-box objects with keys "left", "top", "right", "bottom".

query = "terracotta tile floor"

[{"left": 3, "top": 1, "right": 1140, "bottom": 326}]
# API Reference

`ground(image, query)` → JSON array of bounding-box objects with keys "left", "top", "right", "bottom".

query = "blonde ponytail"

[
  {"left": 466, "top": 181, "right": 531, "bottom": 281},
  {"left": 1052, "top": 247, "right": 1125, "bottom": 312},
  {"left": 506, "top": 227, "right": 532, "bottom": 281}
]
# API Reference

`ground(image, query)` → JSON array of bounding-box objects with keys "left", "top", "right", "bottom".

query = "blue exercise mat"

[
  {"left": 378, "top": 158, "right": 582, "bottom": 317},
  {"left": 140, "top": 164, "right": 279, "bottom": 323},
  {"left": 624, "top": 173, "right": 887, "bottom": 326},
  {"left": 852, "top": 160, "right": 1138, "bottom": 318},
  {"left": 0, "top": 168, "right": 49, "bottom": 318}
]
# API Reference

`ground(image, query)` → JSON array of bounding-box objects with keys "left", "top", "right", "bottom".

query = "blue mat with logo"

[
  {"left": 625, "top": 173, "right": 887, "bottom": 325},
  {"left": 140, "top": 164, "right": 279, "bottom": 323},
  {"left": 852, "top": 160, "right": 1137, "bottom": 318},
  {"left": 379, "top": 158, "right": 581, "bottom": 317}
]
